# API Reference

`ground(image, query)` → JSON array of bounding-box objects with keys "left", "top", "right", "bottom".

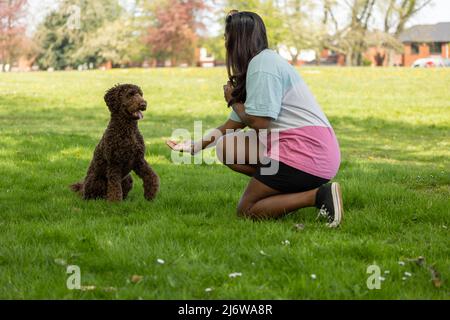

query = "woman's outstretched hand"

[{"left": 166, "top": 140, "right": 196, "bottom": 155}]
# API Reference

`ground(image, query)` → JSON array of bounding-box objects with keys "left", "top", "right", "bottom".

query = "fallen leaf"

[
  {"left": 131, "top": 275, "right": 143, "bottom": 283},
  {"left": 429, "top": 266, "right": 442, "bottom": 288},
  {"left": 404, "top": 256, "right": 444, "bottom": 289}
]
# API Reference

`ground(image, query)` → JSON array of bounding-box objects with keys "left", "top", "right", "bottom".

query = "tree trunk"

[
  {"left": 315, "top": 49, "right": 321, "bottom": 66},
  {"left": 374, "top": 52, "right": 385, "bottom": 66},
  {"left": 346, "top": 49, "right": 353, "bottom": 66},
  {"left": 291, "top": 53, "right": 299, "bottom": 66}
]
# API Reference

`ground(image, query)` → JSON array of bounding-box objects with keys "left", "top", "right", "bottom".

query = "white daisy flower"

[{"left": 229, "top": 272, "right": 242, "bottom": 278}]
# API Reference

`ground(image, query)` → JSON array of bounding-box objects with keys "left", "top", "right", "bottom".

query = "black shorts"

[{"left": 253, "top": 160, "right": 329, "bottom": 194}]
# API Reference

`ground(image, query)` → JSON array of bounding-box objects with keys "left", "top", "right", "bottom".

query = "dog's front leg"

[
  {"left": 134, "top": 159, "right": 160, "bottom": 201},
  {"left": 106, "top": 166, "right": 123, "bottom": 202}
]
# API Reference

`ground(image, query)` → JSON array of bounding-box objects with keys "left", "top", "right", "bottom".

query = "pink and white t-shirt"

[{"left": 230, "top": 49, "right": 340, "bottom": 180}]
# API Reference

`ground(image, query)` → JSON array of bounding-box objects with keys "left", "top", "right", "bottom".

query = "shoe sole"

[{"left": 328, "top": 182, "right": 344, "bottom": 228}]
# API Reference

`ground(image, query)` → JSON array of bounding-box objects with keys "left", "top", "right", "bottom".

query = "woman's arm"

[
  {"left": 231, "top": 102, "right": 271, "bottom": 130},
  {"left": 224, "top": 83, "right": 271, "bottom": 131},
  {"left": 166, "top": 118, "right": 245, "bottom": 155},
  {"left": 198, "top": 118, "right": 246, "bottom": 151}
]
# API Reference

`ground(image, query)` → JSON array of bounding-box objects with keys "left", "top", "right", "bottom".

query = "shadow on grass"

[
  {"left": 0, "top": 140, "right": 448, "bottom": 225},
  {"left": 0, "top": 110, "right": 448, "bottom": 224}
]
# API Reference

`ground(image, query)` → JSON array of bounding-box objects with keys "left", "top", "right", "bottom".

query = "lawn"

[{"left": 0, "top": 67, "right": 449, "bottom": 299}]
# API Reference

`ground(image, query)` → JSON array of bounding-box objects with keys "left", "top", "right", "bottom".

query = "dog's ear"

[{"left": 104, "top": 84, "right": 122, "bottom": 113}]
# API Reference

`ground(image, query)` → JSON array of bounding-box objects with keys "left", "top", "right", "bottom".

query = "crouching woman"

[{"left": 167, "top": 11, "right": 343, "bottom": 227}]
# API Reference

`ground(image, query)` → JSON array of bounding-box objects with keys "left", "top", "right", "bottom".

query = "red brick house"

[{"left": 399, "top": 22, "right": 450, "bottom": 67}]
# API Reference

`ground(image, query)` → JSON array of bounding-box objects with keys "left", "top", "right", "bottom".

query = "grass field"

[{"left": 0, "top": 67, "right": 449, "bottom": 299}]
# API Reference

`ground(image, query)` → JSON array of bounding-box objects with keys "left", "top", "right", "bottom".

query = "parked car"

[{"left": 412, "top": 57, "right": 449, "bottom": 68}]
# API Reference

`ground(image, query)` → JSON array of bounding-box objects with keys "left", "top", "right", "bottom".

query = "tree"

[
  {"left": 75, "top": 15, "right": 149, "bottom": 67},
  {"left": 322, "top": 0, "right": 432, "bottom": 66},
  {"left": 376, "top": 0, "right": 432, "bottom": 65},
  {"left": 366, "top": 30, "right": 403, "bottom": 66},
  {"left": 0, "top": 0, "right": 28, "bottom": 71},
  {"left": 277, "top": 0, "right": 322, "bottom": 65},
  {"left": 34, "top": 0, "right": 122, "bottom": 70},
  {"left": 223, "top": 0, "right": 286, "bottom": 50},
  {"left": 199, "top": 34, "right": 226, "bottom": 64},
  {"left": 145, "top": 0, "right": 206, "bottom": 66},
  {"left": 382, "top": 0, "right": 432, "bottom": 36},
  {"left": 332, "top": 0, "right": 377, "bottom": 66}
]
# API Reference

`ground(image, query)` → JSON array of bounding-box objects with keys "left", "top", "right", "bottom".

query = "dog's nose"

[{"left": 140, "top": 101, "right": 147, "bottom": 110}]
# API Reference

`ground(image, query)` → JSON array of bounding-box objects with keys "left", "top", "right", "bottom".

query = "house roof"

[{"left": 399, "top": 22, "right": 450, "bottom": 42}]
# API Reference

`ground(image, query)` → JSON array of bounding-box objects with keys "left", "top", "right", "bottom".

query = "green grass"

[{"left": 0, "top": 67, "right": 449, "bottom": 299}]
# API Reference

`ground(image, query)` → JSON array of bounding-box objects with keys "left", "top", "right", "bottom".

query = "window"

[
  {"left": 411, "top": 43, "right": 420, "bottom": 55},
  {"left": 429, "top": 43, "right": 442, "bottom": 55}
]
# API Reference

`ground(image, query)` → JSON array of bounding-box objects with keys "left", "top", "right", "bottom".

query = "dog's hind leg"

[
  {"left": 83, "top": 175, "right": 107, "bottom": 200},
  {"left": 122, "top": 175, "right": 133, "bottom": 200}
]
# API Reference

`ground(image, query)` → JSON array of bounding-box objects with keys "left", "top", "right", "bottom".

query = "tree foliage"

[
  {"left": 0, "top": 0, "right": 28, "bottom": 70},
  {"left": 145, "top": 0, "right": 206, "bottom": 65},
  {"left": 277, "top": 0, "right": 324, "bottom": 64},
  {"left": 34, "top": 0, "right": 122, "bottom": 70},
  {"left": 26, "top": 0, "right": 434, "bottom": 69},
  {"left": 321, "top": 0, "right": 431, "bottom": 66}
]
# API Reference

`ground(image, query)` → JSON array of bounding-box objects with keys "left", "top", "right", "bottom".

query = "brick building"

[{"left": 399, "top": 22, "right": 450, "bottom": 67}]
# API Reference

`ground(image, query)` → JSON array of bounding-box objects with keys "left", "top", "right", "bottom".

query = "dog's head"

[{"left": 104, "top": 84, "right": 147, "bottom": 120}]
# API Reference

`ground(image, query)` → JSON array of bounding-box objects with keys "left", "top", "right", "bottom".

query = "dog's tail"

[{"left": 70, "top": 182, "right": 84, "bottom": 195}]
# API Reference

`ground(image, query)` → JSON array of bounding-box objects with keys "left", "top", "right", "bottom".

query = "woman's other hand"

[{"left": 223, "top": 81, "right": 234, "bottom": 105}]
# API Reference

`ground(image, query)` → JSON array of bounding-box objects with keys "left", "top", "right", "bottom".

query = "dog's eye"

[{"left": 128, "top": 91, "right": 135, "bottom": 97}]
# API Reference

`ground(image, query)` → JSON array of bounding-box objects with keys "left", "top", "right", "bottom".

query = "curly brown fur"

[{"left": 70, "top": 84, "right": 160, "bottom": 202}]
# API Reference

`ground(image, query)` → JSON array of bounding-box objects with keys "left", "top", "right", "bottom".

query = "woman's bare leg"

[
  {"left": 216, "top": 130, "right": 318, "bottom": 219},
  {"left": 216, "top": 130, "right": 262, "bottom": 176},
  {"left": 237, "top": 178, "right": 318, "bottom": 219}
]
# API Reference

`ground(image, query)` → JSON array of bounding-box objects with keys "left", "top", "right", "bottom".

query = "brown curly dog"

[{"left": 71, "top": 84, "right": 160, "bottom": 201}]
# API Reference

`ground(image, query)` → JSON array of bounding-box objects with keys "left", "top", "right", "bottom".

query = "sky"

[
  {"left": 405, "top": 0, "right": 450, "bottom": 26},
  {"left": 27, "top": 0, "right": 450, "bottom": 35}
]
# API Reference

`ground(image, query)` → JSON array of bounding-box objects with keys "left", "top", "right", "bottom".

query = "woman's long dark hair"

[{"left": 225, "top": 11, "right": 269, "bottom": 107}]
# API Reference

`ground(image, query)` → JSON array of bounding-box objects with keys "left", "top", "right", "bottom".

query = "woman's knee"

[{"left": 236, "top": 198, "right": 259, "bottom": 219}]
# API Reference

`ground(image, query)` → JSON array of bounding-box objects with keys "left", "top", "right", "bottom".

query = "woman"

[{"left": 167, "top": 11, "right": 343, "bottom": 227}]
